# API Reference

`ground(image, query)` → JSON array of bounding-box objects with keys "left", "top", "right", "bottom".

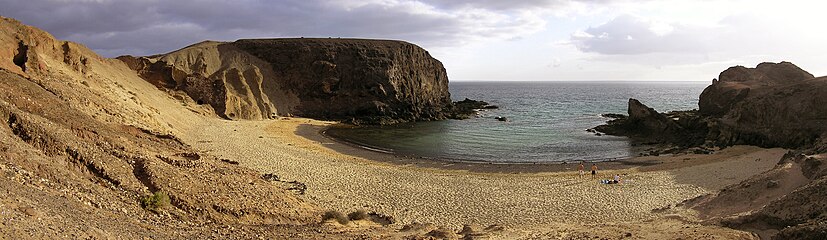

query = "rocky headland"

[
  {"left": 118, "top": 38, "right": 491, "bottom": 125},
  {"left": 594, "top": 62, "right": 827, "bottom": 239},
  {"left": 595, "top": 61, "right": 825, "bottom": 149}
]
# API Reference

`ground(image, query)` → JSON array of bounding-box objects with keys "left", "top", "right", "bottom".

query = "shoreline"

[
  {"left": 300, "top": 123, "right": 648, "bottom": 174},
  {"left": 298, "top": 123, "right": 714, "bottom": 174},
  {"left": 186, "top": 117, "right": 787, "bottom": 230}
]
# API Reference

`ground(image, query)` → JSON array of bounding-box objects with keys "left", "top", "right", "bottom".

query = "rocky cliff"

[
  {"left": 698, "top": 62, "right": 814, "bottom": 117},
  {"left": 596, "top": 62, "right": 827, "bottom": 149},
  {"left": 701, "top": 62, "right": 826, "bottom": 148},
  {"left": 120, "top": 38, "right": 454, "bottom": 125},
  {"left": 594, "top": 62, "right": 827, "bottom": 239}
]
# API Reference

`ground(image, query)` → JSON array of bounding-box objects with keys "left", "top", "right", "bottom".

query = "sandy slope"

[{"left": 180, "top": 117, "right": 785, "bottom": 234}]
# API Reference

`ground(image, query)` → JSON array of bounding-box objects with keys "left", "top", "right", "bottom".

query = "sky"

[{"left": 2, "top": 0, "right": 826, "bottom": 81}]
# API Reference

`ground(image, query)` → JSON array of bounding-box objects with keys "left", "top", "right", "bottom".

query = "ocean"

[{"left": 325, "top": 81, "right": 709, "bottom": 163}]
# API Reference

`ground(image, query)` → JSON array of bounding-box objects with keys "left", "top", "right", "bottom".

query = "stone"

[{"left": 766, "top": 180, "right": 779, "bottom": 188}]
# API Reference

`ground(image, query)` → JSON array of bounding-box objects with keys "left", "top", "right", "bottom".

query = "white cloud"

[{"left": 569, "top": 15, "right": 717, "bottom": 55}]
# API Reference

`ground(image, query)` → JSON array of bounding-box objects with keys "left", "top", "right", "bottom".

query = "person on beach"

[
  {"left": 591, "top": 163, "right": 598, "bottom": 179},
  {"left": 578, "top": 162, "right": 585, "bottom": 179},
  {"left": 613, "top": 174, "right": 621, "bottom": 184}
]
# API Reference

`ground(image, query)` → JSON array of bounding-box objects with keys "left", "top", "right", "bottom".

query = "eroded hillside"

[
  {"left": 0, "top": 16, "right": 329, "bottom": 238},
  {"left": 119, "top": 38, "right": 454, "bottom": 125}
]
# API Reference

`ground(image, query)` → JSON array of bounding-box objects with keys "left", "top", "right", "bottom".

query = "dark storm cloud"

[{"left": 0, "top": 0, "right": 573, "bottom": 57}]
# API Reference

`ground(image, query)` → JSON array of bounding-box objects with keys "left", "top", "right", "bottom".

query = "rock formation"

[
  {"left": 593, "top": 99, "right": 706, "bottom": 146},
  {"left": 701, "top": 62, "right": 826, "bottom": 148},
  {"left": 700, "top": 62, "right": 813, "bottom": 117},
  {"left": 596, "top": 62, "right": 827, "bottom": 149},
  {"left": 120, "top": 38, "right": 458, "bottom": 125},
  {"left": 595, "top": 62, "right": 827, "bottom": 239}
]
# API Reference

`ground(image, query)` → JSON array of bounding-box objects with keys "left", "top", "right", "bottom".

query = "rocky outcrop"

[
  {"left": 596, "top": 62, "right": 827, "bottom": 149},
  {"left": 449, "top": 98, "right": 498, "bottom": 119},
  {"left": 700, "top": 62, "right": 813, "bottom": 117},
  {"left": 596, "top": 62, "right": 827, "bottom": 239},
  {"left": 118, "top": 41, "right": 297, "bottom": 120},
  {"left": 592, "top": 99, "right": 706, "bottom": 146},
  {"left": 121, "top": 38, "right": 458, "bottom": 125},
  {"left": 701, "top": 62, "right": 825, "bottom": 148}
]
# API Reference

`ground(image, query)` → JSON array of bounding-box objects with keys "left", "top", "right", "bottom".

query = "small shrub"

[
  {"left": 348, "top": 210, "right": 369, "bottom": 221},
  {"left": 322, "top": 210, "right": 349, "bottom": 224},
  {"left": 140, "top": 191, "right": 170, "bottom": 212}
]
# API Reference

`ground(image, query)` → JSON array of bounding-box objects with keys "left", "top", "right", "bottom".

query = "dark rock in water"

[
  {"left": 453, "top": 98, "right": 489, "bottom": 108},
  {"left": 627, "top": 98, "right": 682, "bottom": 134},
  {"left": 449, "top": 98, "right": 498, "bottom": 120},
  {"left": 593, "top": 99, "right": 705, "bottom": 146},
  {"left": 601, "top": 113, "right": 627, "bottom": 119}
]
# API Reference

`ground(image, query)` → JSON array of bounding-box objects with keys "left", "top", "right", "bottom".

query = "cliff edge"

[
  {"left": 120, "top": 38, "right": 454, "bottom": 125},
  {"left": 596, "top": 62, "right": 827, "bottom": 149},
  {"left": 594, "top": 62, "right": 827, "bottom": 239}
]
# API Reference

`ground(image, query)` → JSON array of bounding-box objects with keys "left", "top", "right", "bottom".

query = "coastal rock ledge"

[
  {"left": 119, "top": 39, "right": 470, "bottom": 125},
  {"left": 594, "top": 62, "right": 827, "bottom": 239},
  {"left": 595, "top": 61, "right": 827, "bottom": 149}
]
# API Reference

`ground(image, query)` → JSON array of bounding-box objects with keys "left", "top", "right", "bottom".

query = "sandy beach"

[{"left": 179, "top": 117, "right": 786, "bottom": 232}]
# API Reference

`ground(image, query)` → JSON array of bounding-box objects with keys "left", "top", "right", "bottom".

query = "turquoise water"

[{"left": 326, "top": 81, "right": 708, "bottom": 163}]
